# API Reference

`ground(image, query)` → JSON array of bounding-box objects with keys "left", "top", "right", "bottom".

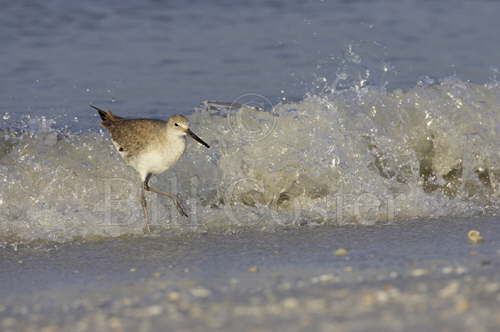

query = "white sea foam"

[{"left": 2, "top": 78, "right": 500, "bottom": 243}]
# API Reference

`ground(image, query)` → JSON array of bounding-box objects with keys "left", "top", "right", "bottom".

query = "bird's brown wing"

[{"left": 105, "top": 119, "right": 166, "bottom": 160}]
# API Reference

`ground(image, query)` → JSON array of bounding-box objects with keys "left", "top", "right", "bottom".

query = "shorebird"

[{"left": 91, "top": 105, "right": 210, "bottom": 232}]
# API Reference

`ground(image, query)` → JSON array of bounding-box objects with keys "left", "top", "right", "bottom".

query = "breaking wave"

[{"left": 2, "top": 77, "right": 500, "bottom": 242}]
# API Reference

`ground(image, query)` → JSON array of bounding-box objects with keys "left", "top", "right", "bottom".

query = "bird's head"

[{"left": 167, "top": 115, "right": 210, "bottom": 148}]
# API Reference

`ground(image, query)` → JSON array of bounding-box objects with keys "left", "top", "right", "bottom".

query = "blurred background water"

[{"left": 1, "top": 0, "right": 500, "bottom": 127}]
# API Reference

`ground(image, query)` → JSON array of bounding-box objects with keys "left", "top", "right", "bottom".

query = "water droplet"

[{"left": 337, "top": 73, "right": 348, "bottom": 80}]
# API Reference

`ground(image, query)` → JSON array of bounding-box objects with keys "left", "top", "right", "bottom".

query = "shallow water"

[{"left": 1, "top": 217, "right": 500, "bottom": 331}]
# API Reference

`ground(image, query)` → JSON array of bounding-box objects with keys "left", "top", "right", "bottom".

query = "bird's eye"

[{"left": 174, "top": 123, "right": 179, "bottom": 127}]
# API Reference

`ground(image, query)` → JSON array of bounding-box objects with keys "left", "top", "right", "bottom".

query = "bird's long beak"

[{"left": 187, "top": 129, "right": 210, "bottom": 148}]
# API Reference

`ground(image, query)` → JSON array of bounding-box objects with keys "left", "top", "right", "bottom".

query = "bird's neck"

[{"left": 166, "top": 131, "right": 186, "bottom": 146}]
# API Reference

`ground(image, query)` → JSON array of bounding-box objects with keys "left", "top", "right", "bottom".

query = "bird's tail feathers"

[{"left": 90, "top": 105, "right": 122, "bottom": 123}]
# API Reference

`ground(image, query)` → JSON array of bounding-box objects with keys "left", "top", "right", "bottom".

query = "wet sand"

[{"left": 1, "top": 216, "right": 500, "bottom": 331}]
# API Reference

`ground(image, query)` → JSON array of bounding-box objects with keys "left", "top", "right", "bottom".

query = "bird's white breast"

[{"left": 128, "top": 136, "right": 186, "bottom": 178}]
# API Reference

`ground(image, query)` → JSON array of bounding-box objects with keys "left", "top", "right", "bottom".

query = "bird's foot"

[{"left": 175, "top": 196, "right": 189, "bottom": 218}]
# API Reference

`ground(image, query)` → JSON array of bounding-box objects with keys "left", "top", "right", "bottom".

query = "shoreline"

[{"left": 1, "top": 216, "right": 500, "bottom": 331}]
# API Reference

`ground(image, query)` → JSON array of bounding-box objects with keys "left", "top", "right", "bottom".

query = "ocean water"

[{"left": 2, "top": 0, "right": 500, "bottom": 243}]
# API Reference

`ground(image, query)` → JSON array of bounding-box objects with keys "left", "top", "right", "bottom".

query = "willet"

[{"left": 91, "top": 105, "right": 210, "bottom": 232}]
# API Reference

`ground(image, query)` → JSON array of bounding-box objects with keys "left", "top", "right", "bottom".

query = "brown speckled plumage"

[{"left": 102, "top": 118, "right": 168, "bottom": 161}]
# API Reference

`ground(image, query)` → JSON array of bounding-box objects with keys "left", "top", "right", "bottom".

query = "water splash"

[{"left": 2, "top": 77, "right": 500, "bottom": 243}]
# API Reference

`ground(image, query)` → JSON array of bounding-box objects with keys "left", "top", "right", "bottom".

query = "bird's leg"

[
  {"left": 144, "top": 174, "right": 189, "bottom": 217},
  {"left": 140, "top": 185, "right": 151, "bottom": 233},
  {"left": 148, "top": 186, "right": 189, "bottom": 218}
]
